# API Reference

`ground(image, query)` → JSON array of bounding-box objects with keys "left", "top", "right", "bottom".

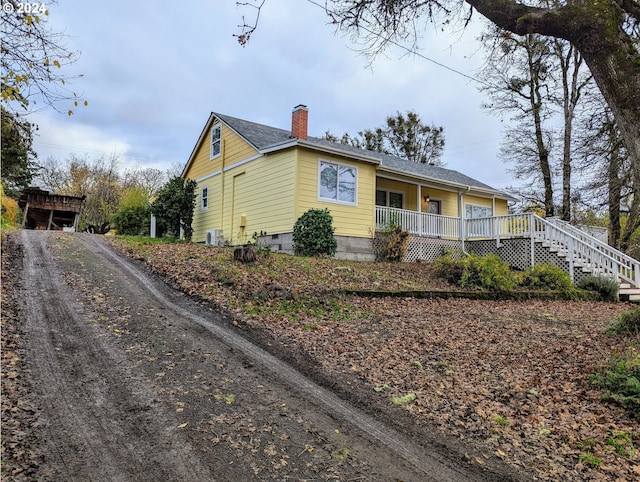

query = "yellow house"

[{"left": 182, "top": 105, "right": 514, "bottom": 260}]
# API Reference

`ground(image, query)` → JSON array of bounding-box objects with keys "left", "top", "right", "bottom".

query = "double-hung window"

[
  {"left": 319, "top": 160, "right": 357, "bottom": 205},
  {"left": 210, "top": 124, "right": 221, "bottom": 159},
  {"left": 201, "top": 187, "right": 208, "bottom": 210}
]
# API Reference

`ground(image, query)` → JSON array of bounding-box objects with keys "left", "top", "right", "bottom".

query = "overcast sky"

[{"left": 30, "top": 0, "right": 513, "bottom": 190}]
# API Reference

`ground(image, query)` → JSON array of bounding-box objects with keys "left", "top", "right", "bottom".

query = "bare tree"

[
  {"left": 122, "top": 167, "right": 167, "bottom": 199},
  {"left": 237, "top": 0, "right": 640, "bottom": 211},
  {"left": 36, "top": 153, "right": 122, "bottom": 233},
  {"left": 1, "top": 0, "right": 86, "bottom": 114},
  {"left": 481, "top": 33, "right": 556, "bottom": 216},
  {"left": 552, "top": 39, "right": 592, "bottom": 221}
]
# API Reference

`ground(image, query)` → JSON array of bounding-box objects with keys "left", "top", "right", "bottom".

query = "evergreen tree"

[{"left": 151, "top": 176, "right": 197, "bottom": 240}]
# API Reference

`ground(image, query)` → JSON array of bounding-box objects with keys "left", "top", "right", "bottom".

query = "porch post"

[
  {"left": 22, "top": 202, "right": 29, "bottom": 228},
  {"left": 530, "top": 213, "right": 535, "bottom": 268},
  {"left": 458, "top": 192, "right": 465, "bottom": 251},
  {"left": 417, "top": 189, "right": 422, "bottom": 236}
]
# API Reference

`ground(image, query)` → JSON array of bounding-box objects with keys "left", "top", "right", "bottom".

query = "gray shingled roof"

[
  {"left": 213, "top": 112, "right": 511, "bottom": 198},
  {"left": 213, "top": 112, "right": 293, "bottom": 150}
]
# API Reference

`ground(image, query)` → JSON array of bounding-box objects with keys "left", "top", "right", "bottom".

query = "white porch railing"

[
  {"left": 375, "top": 206, "right": 460, "bottom": 239},
  {"left": 375, "top": 206, "right": 640, "bottom": 288}
]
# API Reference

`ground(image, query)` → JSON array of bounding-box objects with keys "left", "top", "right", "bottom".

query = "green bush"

[
  {"left": 112, "top": 188, "right": 150, "bottom": 235},
  {"left": 461, "top": 254, "right": 517, "bottom": 291},
  {"left": 432, "top": 252, "right": 465, "bottom": 285},
  {"left": 433, "top": 253, "right": 517, "bottom": 291},
  {"left": 590, "top": 347, "right": 640, "bottom": 417},
  {"left": 577, "top": 275, "right": 619, "bottom": 302},
  {"left": 292, "top": 208, "right": 337, "bottom": 257},
  {"left": 519, "top": 264, "right": 575, "bottom": 294},
  {"left": 606, "top": 307, "right": 640, "bottom": 335}
]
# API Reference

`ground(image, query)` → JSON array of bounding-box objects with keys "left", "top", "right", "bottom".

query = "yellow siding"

[
  {"left": 463, "top": 194, "right": 492, "bottom": 208},
  {"left": 376, "top": 181, "right": 461, "bottom": 217},
  {"left": 186, "top": 117, "right": 512, "bottom": 245},
  {"left": 376, "top": 179, "right": 419, "bottom": 210},
  {"left": 495, "top": 198, "right": 509, "bottom": 216},
  {"left": 296, "top": 149, "right": 376, "bottom": 238},
  {"left": 184, "top": 124, "right": 258, "bottom": 181},
  {"left": 192, "top": 176, "right": 222, "bottom": 242},
  {"left": 187, "top": 121, "right": 263, "bottom": 243},
  {"left": 222, "top": 150, "right": 297, "bottom": 245},
  {"left": 419, "top": 187, "right": 459, "bottom": 217}
]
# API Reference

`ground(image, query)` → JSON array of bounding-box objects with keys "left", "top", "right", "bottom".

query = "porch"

[{"left": 375, "top": 206, "right": 640, "bottom": 293}]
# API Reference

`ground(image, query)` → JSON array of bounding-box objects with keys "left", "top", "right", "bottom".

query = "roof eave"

[
  {"left": 260, "top": 138, "right": 381, "bottom": 165},
  {"left": 182, "top": 113, "right": 217, "bottom": 178},
  {"left": 378, "top": 165, "right": 515, "bottom": 201}
]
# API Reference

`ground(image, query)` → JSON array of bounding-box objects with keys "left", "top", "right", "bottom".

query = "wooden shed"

[{"left": 19, "top": 188, "right": 85, "bottom": 231}]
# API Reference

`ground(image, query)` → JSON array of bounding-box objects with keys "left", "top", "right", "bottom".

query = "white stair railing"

[
  {"left": 375, "top": 207, "right": 640, "bottom": 288},
  {"left": 466, "top": 214, "right": 640, "bottom": 288}
]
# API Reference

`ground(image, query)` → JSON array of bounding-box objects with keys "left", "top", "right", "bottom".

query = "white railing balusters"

[{"left": 374, "top": 206, "right": 640, "bottom": 288}]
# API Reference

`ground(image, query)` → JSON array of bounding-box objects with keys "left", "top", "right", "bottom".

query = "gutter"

[
  {"left": 260, "top": 139, "right": 382, "bottom": 165},
  {"left": 379, "top": 166, "right": 513, "bottom": 201}
]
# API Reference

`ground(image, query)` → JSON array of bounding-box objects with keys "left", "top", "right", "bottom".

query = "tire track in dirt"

[
  {"left": 77, "top": 232, "right": 512, "bottom": 481},
  {"left": 21, "top": 231, "right": 215, "bottom": 481}
]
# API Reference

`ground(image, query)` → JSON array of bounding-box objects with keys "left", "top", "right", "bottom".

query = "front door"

[{"left": 427, "top": 200, "right": 441, "bottom": 215}]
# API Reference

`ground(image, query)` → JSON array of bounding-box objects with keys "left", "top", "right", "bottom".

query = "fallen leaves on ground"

[{"left": 107, "top": 240, "right": 639, "bottom": 480}]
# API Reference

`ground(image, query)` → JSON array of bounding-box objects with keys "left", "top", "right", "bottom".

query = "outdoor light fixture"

[{"left": 424, "top": 194, "right": 430, "bottom": 203}]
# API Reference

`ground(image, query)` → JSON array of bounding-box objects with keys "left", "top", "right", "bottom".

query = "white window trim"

[
  {"left": 201, "top": 186, "right": 209, "bottom": 210},
  {"left": 464, "top": 203, "right": 493, "bottom": 219},
  {"left": 317, "top": 159, "right": 358, "bottom": 206},
  {"left": 210, "top": 124, "right": 221, "bottom": 160}
]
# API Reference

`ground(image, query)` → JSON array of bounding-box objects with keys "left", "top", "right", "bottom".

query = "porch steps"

[
  {"left": 536, "top": 241, "right": 636, "bottom": 301},
  {"left": 618, "top": 283, "right": 640, "bottom": 303}
]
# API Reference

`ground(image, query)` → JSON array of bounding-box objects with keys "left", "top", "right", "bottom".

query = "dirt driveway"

[{"left": 2, "top": 230, "right": 517, "bottom": 481}]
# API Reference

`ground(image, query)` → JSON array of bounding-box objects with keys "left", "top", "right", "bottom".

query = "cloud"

[{"left": 28, "top": 0, "right": 512, "bottom": 192}]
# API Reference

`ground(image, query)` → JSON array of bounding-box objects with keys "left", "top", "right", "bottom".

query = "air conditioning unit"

[{"left": 205, "top": 229, "right": 224, "bottom": 246}]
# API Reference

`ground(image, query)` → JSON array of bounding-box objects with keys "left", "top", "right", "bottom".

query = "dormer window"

[{"left": 210, "top": 124, "right": 221, "bottom": 159}]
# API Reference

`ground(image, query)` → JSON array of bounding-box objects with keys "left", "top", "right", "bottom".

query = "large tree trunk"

[
  {"left": 468, "top": 0, "right": 640, "bottom": 193},
  {"left": 556, "top": 42, "right": 585, "bottom": 222},
  {"left": 608, "top": 145, "right": 622, "bottom": 248},
  {"left": 525, "top": 38, "right": 555, "bottom": 217}
]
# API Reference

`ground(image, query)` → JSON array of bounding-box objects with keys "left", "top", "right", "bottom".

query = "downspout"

[
  {"left": 220, "top": 138, "right": 226, "bottom": 241},
  {"left": 417, "top": 184, "right": 422, "bottom": 236},
  {"left": 458, "top": 190, "right": 470, "bottom": 255}
]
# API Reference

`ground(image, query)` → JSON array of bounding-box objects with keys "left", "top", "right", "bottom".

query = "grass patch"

[
  {"left": 578, "top": 452, "right": 602, "bottom": 468},
  {"left": 391, "top": 393, "right": 417, "bottom": 405},
  {"left": 493, "top": 415, "right": 510, "bottom": 427},
  {"left": 604, "top": 431, "right": 637, "bottom": 457},
  {"left": 117, "top": 235, "right": 181, "bottom": 244},
  {"left": 589, "top": 346, "right": 640, "bottom": 417},
  {"left": 606, "top": 307, "right": 640, "bottom": 336}
]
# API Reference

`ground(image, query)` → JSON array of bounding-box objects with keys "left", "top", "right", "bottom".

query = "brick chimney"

[{"left": 291, "top": 104, "right": 308, "bottom": 140}]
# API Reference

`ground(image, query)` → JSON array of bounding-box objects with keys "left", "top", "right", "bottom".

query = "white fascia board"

[
  {"left": 195, "top": 169, "right": 222, "bottom": 183},
  {"left": 223, "top": 153, "right": 263, "bottom": 172},
  {"left": 259, "top": 139, "right": 299, "bottom": 154},
  {"left": 259, "top": 139, "right": 381, "bottom": 165},
  {"left": 182, "top": 112, "right": 217, "bottom": 178}
]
